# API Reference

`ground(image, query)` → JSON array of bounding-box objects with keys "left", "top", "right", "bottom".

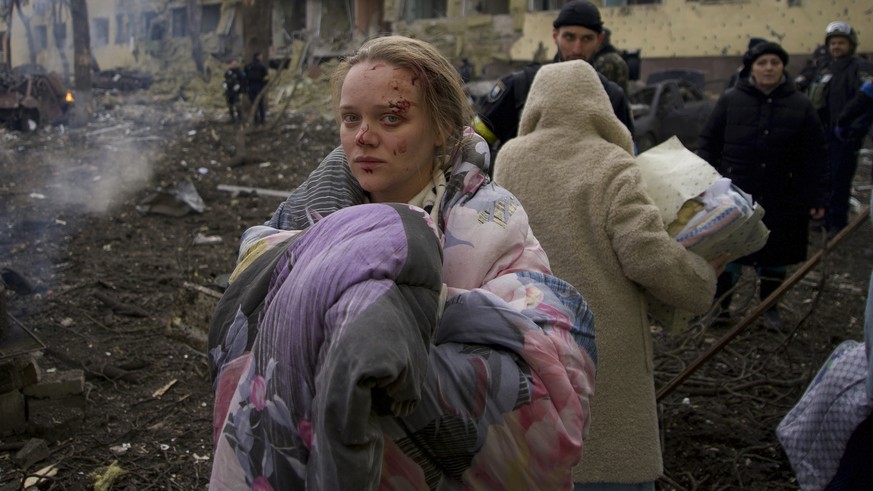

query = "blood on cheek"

[{"left": 393, "top": 139, "right": 407, "bottom": 156}]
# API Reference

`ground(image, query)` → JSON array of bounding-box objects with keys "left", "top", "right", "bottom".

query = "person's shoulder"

[
  {"left": 482, "top": 65, "right": 538, "bottom": 105},
  {"left": 597, "top": 73, "right": 625, "bottom": 97},
  {"left": 599, "top": 51, "right": 626, "bottom": 65},
  {"left": 855, "top": 56, "right": 873, "bottom": 74}
]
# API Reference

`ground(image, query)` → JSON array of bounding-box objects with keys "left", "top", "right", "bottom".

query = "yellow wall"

[
  {"left": 4, "top": 0, "right": 871, "bottom": 75},
  {"left": 4, "top": 0, "right": 142, "bottom": 71},
  {"left": 512, "top": 0, "right": 873, "bottom": 61}
]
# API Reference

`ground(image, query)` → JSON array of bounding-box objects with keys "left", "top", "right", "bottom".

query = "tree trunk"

[
  {"left": 2, "top": 4, "right": 12, "bottom": 67},
  {"left": 70, "top": 0, "right": 91, "bottom": 127},
  {"left": 187, "top": 0, "right": 204, "bottom": 73},
  {"left": 241, "top": 0, "right": 273, "bottom": 64},
  {"left": 50, "top": 0, "right": 70, "bottom": 79}
]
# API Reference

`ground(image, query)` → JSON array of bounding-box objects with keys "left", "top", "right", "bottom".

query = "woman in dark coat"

[{"left": 697, "top": 41, "right": 829, "bottom": 328}]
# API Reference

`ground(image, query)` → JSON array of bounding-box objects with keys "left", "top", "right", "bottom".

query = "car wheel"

[{"left": 637, "top": 133, "right": 657, "bottom": 153}]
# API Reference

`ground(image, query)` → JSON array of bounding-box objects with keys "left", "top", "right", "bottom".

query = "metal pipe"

[{"left": 656, "top": 205, "right": 871, "bottom": 402}]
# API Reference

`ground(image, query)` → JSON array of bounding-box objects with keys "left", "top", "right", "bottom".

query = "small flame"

[{"left": 65, "top": 91, "right": 74, "bottom": 103}]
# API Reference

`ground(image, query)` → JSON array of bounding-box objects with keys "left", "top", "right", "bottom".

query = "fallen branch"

[
  {"left": 182, "top": 281, "right": 223, "bottom": 300},
  {"left": 216, "top": 184, "right": 291, "bottom": 198},
  {"left": 656, "top": 205, "right": 871, "bottom": 401},
  {"left": 93, "top": 292, "right": 149, "bottom": 318}
]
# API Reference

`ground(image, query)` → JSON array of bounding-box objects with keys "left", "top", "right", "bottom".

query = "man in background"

[
  {"left": 244, "top": 52, "right": 269, "bottom": 125},
  {"left": 222, "top": 59, "right": 244, "bottom": 124},
  {"left": 473, "top": 0, "right": 634, "bottom": 156},
  {"left": 807, "top": 21, "right": 873, "bottom": 237}
]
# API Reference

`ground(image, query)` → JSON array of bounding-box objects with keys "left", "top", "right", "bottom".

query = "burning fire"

[{"left": 65, "top": 91, "right": 74, "bottom": 103}]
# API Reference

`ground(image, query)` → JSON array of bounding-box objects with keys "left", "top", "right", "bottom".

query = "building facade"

[{"left": 0, "top": 0, "right": 870, "bottom": 91}]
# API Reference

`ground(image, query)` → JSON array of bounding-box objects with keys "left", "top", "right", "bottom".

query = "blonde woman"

[{"left": 208, "top": 36, "right": 597, "bottom": 490}]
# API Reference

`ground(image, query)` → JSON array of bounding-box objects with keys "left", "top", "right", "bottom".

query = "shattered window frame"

[
  {"left": 115, "top": 13, "right": 130, "bottom": 45},
  {"left": 529, "top": 0, "right": 562, "bottom": 11},
  {"left": 142, "top": 11, "right": 163, "bottom": 41},
  {"left": 171, "top": 7, "right": 188, "bottom": 38},
  {"left": 52, "top": 23, "right": 66, "bottom": 49},
  {"left": 472, "top": 0, "right": 509, "bottom": 15},
  {"left": 404, "top": 0, "right": 448, "bottom": 20},
  {"left": 93, "top": 17, "right": 110, "bottom": 47},
  {"left": 201, "top": 3, "right": 222, "bottom": 33},
  {"left": 603, "top": 0, "right": 660, "bottom": 5},
  {"left": 35, "top": 25, "right": 48, "bottom": 51}
]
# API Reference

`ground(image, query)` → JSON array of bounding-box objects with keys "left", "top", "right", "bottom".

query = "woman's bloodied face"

[{"left": 339, "top": 61, "right": 442, "bottom": 204}]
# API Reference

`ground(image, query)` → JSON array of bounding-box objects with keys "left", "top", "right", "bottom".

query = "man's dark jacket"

[{"left": 476, "top": 59, "right": 634, "bottom": 146}]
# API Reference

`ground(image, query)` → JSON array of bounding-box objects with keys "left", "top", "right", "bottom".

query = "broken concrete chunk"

[
  {"left": 22, "top": 369, "right": 84, "bottom": 399},
  {"left": 12, "top": 438, "right": 50, "bottom": 468}
]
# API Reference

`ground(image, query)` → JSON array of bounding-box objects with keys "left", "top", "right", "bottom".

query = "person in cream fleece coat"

[{"left": 494, "top": 60, "right": 721, "bottom": 489}]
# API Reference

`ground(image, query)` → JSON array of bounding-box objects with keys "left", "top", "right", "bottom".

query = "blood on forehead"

[{"left": 389, "top": 98, "right": 412, "bottom": 115}]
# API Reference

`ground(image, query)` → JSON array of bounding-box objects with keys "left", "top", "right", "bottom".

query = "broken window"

[
  {"left": 93, "top": 17, "right": 109, "bottom": 47},
  {"left": 277, "top": 0, "right": 305, "bottom": 35},
  {"left": 52, "top": 23, "right": 66, "bottom": 48},
  {"left": 143, "top": 11, "right": 164, "bottom": 41},
  {"left": 171, "top": 7, "right": 188, "bottom": 37},
  {"left": 465, "top": 0, "right": 508, "bottom": 14},
  {"left": 603, "top": 0, "right": 659, "bottom": 4},
  {"left": 35, "top": 25, "right": 48, "bottom": 50},
  {"left": 404, "top": 0, "right": 447, "bottom": 20},
  {"left": 115, "top": 14, "right": 130, "bottom": 44},
  {"left": 529, "top": 0, "right": 562, "bottom": 11},
  {"left": 201, "top": 4, "right": 221, "bottom": 33}
]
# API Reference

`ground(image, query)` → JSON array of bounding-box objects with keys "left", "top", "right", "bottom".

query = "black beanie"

[
  {"left": 747, "top": 37, "right": 768, "bottom": 51},
  {"left": 744, "top": 41, "right": 789, "bottom": 71},
  {"left": 553, "top": 0, "right": 603, "bottom": 33}
]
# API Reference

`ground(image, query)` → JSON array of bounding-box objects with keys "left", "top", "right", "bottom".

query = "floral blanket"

[{"left": 208, "top": 203, "right": 596, "bottom": 489}]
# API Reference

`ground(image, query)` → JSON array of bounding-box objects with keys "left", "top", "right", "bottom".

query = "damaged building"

[{"left": 0, "top": 0, "right": 870, "bottom": 92}]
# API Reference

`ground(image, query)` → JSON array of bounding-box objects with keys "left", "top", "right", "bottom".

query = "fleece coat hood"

[{"left": 495, "top": 60, "right": 717, "bottom": 484}]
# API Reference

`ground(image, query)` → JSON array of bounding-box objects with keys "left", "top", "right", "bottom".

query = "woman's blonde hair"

[{"left": 331, "top": 36, "right": 473, "bottom": 168}]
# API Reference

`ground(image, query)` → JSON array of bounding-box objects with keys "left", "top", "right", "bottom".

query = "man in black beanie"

[{"left": 473, "top": 0, "right": 633, "bottom": 162}]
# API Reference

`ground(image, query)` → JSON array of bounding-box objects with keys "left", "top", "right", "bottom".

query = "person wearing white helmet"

[{"left": 807, "top": 21, "right": 873, "bottom": 238}]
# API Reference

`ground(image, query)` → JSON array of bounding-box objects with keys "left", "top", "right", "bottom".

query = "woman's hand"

[{"left": 809, "top": 208, "right": 825, "bottom": 220}]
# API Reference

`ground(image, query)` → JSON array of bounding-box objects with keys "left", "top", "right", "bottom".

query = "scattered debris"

[
  {"left": 136, "top": 179, "right": 206, "bottom": 216},
  {"left": 90, "top": 461, "right": 127, "bottom": 491},
  {"left": 23, "top": 463, "right": 58, "bottom": 488},
  {"left": 0, "top": 65, "right": 72, "bottom": 131},
  {"left": 12, "top": 438, "right": 50, "bottom": 468},
  {"left": 93, "top": 292, "right": 150, "bottom": 318},
  {"left": 152, "top": 379, "right": 177, "bottom": 398},
  {"left": 217, "top": 183, "right": 292, "bottom": 198},
  {"left": 193, "top": 233, "right": 223, "bottom": 245},
  {"left": 92, "top": 69, "right": 154, "bottom": 92},
  {"left": 1, "top": 268, "right": 36, "bottom": 295}
]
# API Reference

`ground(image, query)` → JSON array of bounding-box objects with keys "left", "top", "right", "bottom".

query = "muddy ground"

[{"left": 0, "top": 87, "right": 871, "bottom": 490}]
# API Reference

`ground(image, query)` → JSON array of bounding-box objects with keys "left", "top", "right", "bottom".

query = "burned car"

[
  {"left": 630, "top": 70, "right": 716, "bottom": 153},
  {"left": 0, "top": 65, "right": 73, "bottom": 131}
]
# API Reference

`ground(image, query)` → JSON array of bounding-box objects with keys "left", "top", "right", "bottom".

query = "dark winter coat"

[
  {"left": 474, "top": 57, "right": 634, "bottom": 147},
  {"left": 697, "top": 77, "right": 829, "bottom": 266},
  {"left": 809, "top": 55, "right": 873, "bottom": 134}
]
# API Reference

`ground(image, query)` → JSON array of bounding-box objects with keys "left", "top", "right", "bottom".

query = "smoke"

[{"left": 44, "top": 130, "right": 157, "bottom": 215}]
